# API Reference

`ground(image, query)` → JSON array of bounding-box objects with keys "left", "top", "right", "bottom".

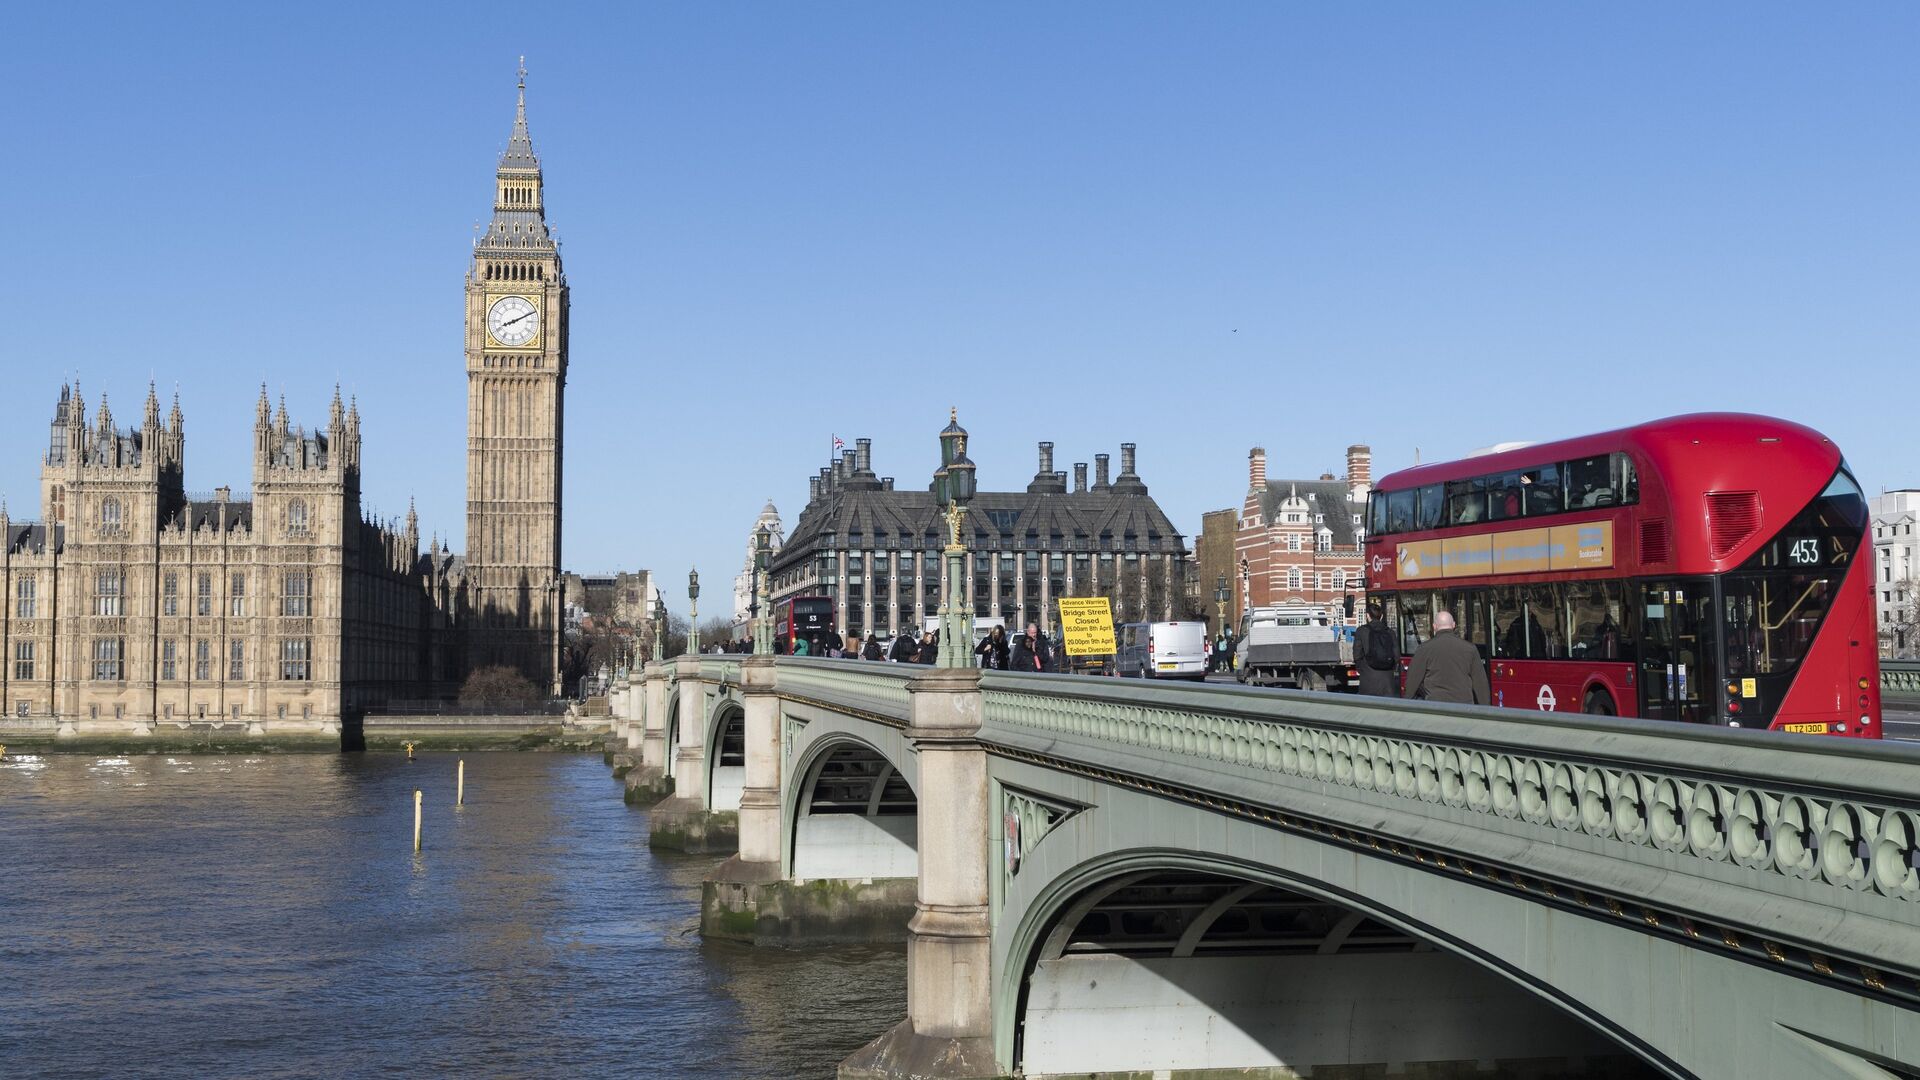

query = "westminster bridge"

[{"left": 606, "top": 656, "right": 1920, "bottom": 1079}]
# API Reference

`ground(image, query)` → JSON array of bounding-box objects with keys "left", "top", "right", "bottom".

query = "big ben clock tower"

[{"left": 466, "top": 61, "right": 567, "bottom": 690}]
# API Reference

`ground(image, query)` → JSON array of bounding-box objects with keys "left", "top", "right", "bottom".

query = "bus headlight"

[{"left": 1837, "top": 723, "right": 1849, "bottom": 733}]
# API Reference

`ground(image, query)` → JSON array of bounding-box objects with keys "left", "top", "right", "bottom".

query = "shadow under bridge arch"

[
  {"left": 785, "top": 727, "right": 918, "bottom": 882},
  {"left": 705, "top": 698, "right": 746, "bottom": 812},
  {"left": 1003, "top": 859, "right": 1656, "bottom": 1079}
]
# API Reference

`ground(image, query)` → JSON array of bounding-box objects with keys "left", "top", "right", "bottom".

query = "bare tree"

[{"left": 1888, "top": 574, "right": 1920, "bottom": 660}]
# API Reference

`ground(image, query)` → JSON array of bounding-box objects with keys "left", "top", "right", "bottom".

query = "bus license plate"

[
  {"left": 1782, "top": 722, "right": 1830, "bottom": 734},
  {"left": 1157, "top": 662, "right": 1177, "bottom": 670}
]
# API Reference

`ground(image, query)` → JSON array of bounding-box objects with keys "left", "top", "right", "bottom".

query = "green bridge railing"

[{"left": 1887, "top": 660, "right": 1920, "bottom": 700}]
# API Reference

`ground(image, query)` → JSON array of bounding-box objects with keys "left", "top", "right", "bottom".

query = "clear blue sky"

[{"left": 10, "top": 5, "right": 1918, "bottom": 615}]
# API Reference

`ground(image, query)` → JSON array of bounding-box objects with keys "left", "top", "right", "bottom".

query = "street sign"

[{"left": 1056, "top": 597, "right": 1117, "bottom": 657}]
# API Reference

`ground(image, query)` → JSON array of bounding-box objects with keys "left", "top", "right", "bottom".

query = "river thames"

[{"left": 0, "top": 752, "right": 905, "bottom": 1079}]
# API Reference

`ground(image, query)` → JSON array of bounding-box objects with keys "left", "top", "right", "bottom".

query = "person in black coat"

[
  {"left": 1009, "top": 622, "right": 1056, "bottom": 673},
  {"left": 1353, "top": 601, "right": 1400, "bottom": 697},
  {"left": 974, "top": 625, "right": 1011, "bottom": 670},
  {"left": 916, "top": 631, "right": 939, "bottom": 665},
  {"left": 861, "top": 635, "right": 884, "bottom": 661},
  {"left": 888, "top": 632, "right": 917, "bottom": 663}
]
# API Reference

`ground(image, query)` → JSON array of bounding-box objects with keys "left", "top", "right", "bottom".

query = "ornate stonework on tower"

[{"left": 465, "top": 61, "right": 568, "bottom": 690}]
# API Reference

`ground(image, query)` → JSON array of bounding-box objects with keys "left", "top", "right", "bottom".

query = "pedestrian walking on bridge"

[{"left": 1401, "top": 610, "right": 1489, "bottom": 705}]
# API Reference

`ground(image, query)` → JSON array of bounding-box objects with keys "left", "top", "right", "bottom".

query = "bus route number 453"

[{"left": 1788, "top": 538, "right": 1821, "bottom": 565}]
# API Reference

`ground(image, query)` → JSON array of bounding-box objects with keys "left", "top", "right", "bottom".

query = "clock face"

[{"left": 487, "top": 295, "right": 540, "bottom": 347}]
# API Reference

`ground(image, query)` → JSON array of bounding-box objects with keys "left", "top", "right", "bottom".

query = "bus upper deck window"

[
  {"left": 1487, "top": 472, "right": 1524, "bottom": 521},
  {"left": 1616, "top": 454, "right": 1639, "bottom": 505},
  {"left": 1447, "top": 478, "right": 1487, "bottom": 525},
  {"left": 1415, "top": 484, "right": 1445, "bottom": 530},
  {"left": 1523, "top": 464, "right": 1563, "bottom": 515},
  {"left": 1387, "top": 489, "right": 1415, "bottom": 533},
  {"left": 1567, "top": 456, "right": 1613, "bottom": 508}
]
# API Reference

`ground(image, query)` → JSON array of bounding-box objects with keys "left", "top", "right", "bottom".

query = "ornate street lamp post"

[
  {"left": 651, "top": 596, "right": 667, "bottom": 663},
  {"left": 753, "top": 524, "right": 773, "bottom": 655},
  {"left": 687, "top": 568, "right": 701, "bottom": 656},
  {"left": 932, "top": 409, "right": 977, "bottom": 669},
  {"left": 1214, "top": 575, "right": 1230, "bottom": 638}
]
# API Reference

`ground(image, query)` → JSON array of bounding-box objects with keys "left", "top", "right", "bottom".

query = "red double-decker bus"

[
  {"left": 1364, "top": 413, "right": 1879, "bottom": 738},
  {"left": 774, "top": 595, "right": 837, "bottom": 654}
]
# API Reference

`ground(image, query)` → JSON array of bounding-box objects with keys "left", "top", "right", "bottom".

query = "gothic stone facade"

[
  {"left": 769, "top": 437, "right": 1191, "bottom": 641},
  {"left": 1234, "top": 444, "right": 1372, "bottom": 625},
  {"left": 0, "top": 386, "right": 464, "bottom": 736}
]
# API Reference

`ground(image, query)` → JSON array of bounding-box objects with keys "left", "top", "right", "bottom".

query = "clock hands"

[{"left": 496, "top": 309, "right": 536, "bottom": 328}]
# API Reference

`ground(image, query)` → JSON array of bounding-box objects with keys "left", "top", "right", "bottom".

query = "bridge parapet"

[
  {"left": 1886, "top": 659, "right": 1920, "bottom": 700},
  {"left": 774, "top": 657, "right": 914, "bottom": 727},
  {"left": 977, "top": 672, "right": 1920, "bottom": 1009}
]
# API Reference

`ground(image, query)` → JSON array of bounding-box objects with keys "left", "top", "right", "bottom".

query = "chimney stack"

[
  {"left": 1249, "top": 447, "right": 1268, "bottom": 493},
  {"left": 1119, "top": 443, "right": 1137, "bottom": 476},
  {"left": 1074, "top": 463, "right": 1088, "bottom": 493},
  {"left": 856, "top": 438, "right": 873, "bottom": 474},
  {"left": 809, "top": 475, "right": 822, "bottom": 502},
  {"left": 1346, "top": 443, "right": 1372, "bottom": 501},
  {"left": 1094, "top": 454, "right": 1111, "bottom": 491},
  {"left": 881, "top": 477, "right": 894, "bottom": 491},
  {"left": 1054, "top": 471, "right": 1067, "bottom": 489},
  {"left": 1038, "top": 441, "right": 1054, "bottom": 475}
]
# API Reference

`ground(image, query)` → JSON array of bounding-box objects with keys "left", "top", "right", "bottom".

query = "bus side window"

[
  {"left": 1616, "top": 454, "right": 1639, "bottom": 505},
  {"left": 1525, "top": 584, "right": 1566, "bottom": 659},
  {"left": 1447, "top": 478, "right": 1487, "bottom": 525},
  {"left": 1487, "top": 473, "right": 1524, "bottom": 522},
  {"left": 1491, "top": 587, "right": 1525, "bottom": 658},
  {"left": 1368, "top": 493, "right": 1388, "bottom": 536},
  {"left": 1387, "top": 489, "right": 1415, "bottom": 533},
  {"left": 1523, "top": 464, "right": 1563, "bottom": 516},
  {"left": 1567, "top": 456, "right": 1613, "bottom": 508},
  {"left": 1567, "top": 584, "right": 1619, "bottom": 660},
  {"left": 1399, "top": 591, "right": 1432, "bottom": 653},
  {"left": 1415, "top": 484, "right": 1445, "bottom": 530}
]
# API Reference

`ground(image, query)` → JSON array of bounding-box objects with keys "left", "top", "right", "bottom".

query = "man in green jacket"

[{"left": 1402, "top": 611, "right": 1490, "bottom": 705}]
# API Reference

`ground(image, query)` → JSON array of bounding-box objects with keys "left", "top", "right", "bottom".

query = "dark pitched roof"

[
  {"left": 4, "top": 523, "right": 59, "bottom": 555},
  {"left": 1258, "top": 480, "right": 1364, "bottom": 547},
  {"left": 180, "top": 500, "right": 253, "bottom": 533},
  {"left": 772, "top": 483, "right": 1187, "bottom": 575}
]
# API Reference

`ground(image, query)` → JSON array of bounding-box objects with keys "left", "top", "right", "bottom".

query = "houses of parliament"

[{"left": 0, "top": 71, "right": 568, "bottom": 736}]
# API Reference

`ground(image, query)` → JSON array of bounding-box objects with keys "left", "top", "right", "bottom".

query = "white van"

[{"left": 1114, "top": 621, "right": 1208, "bottom": 680}]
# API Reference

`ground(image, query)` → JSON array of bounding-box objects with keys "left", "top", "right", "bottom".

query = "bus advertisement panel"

[{"left": 1364, "top": 413, "right": 1879, "bottom": 738}]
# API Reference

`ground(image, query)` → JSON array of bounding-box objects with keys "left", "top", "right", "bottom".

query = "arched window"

[
  {"left": 288, "top": 500, "right": 308, "bottom": 535},
  {"left": 1288, "top": 567, "right": 1302, "bottom": 592},
  {"left": 100, "top": 497, "right": 121, "bottom": 530},
  {"left": 1333, "top": 568, "right": 1347, "bottom": 591}
]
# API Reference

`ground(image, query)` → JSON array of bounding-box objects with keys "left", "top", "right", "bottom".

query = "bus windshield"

[{"left": 1721, "top": 469, "right": 1865, "bottom": 678}]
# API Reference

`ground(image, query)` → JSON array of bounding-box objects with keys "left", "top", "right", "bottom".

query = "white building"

[
  {"left": 732, "top": 501, "right": 785, "bottom": 631},
  {"left": 1872, "top": 490, "right": 1920, "bottom": 658}
]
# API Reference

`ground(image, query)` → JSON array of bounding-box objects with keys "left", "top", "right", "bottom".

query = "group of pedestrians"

[
  {"left": 972, "top": 623, "right": 1060, "bottom": 672},
  {"left": 1352, "top": 600, "right": 1490, "bottom": 704}
]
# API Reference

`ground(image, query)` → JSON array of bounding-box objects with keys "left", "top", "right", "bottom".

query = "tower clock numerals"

[{"left": 487, "top": 295, "right": 540, "bottom": 347}]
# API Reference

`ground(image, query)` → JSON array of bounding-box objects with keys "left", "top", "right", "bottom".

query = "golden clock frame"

[{"left": 483, "top": 292, "right": 544, "bottom": 350}]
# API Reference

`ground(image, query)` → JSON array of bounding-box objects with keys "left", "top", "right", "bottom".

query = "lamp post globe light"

[
  {"left": 933, "top": 408, "right": 977, "bottom": 669},
  {"left": 687, "top": 568, "right": 701, "bottom": 655},
  {"left": 753, "top": 525, "right": 773, "bottom": 656}
]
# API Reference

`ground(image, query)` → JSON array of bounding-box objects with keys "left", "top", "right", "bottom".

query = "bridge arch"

[
  {"left": 996, "top": 848, "right": 1649, "bottom": 1078},
  {"left": 704, "top": 698, "right": 746, "bottom": 812},
  {"left": 783, "top": 721, "right": 918, "bottom": 882}
]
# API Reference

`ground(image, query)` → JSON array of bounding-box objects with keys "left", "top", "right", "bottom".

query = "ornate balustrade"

[{"left": 1885, "top": 660, "right": 1920, "bottom": 699}]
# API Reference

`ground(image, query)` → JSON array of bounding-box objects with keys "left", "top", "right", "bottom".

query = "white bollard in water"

[
  {"left": 413, "top": 789, "right": 423, "bottom": 852},
  {"left": 457, "top": 759, "right": 465, "bottom": 806}
]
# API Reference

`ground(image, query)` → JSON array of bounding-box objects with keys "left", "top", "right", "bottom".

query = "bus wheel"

[{"left": 1582, "top": 690, "right": 1617, "bottom": 716}]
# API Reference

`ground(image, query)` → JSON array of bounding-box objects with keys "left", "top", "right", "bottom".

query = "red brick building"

[{"left": 1233, "top": 444, "right": 1371, "bottom": 627}]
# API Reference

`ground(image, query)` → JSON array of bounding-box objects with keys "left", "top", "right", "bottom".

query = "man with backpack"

[{"left": 1354, "top": 600, "right": 1400, "bottom": 697}]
